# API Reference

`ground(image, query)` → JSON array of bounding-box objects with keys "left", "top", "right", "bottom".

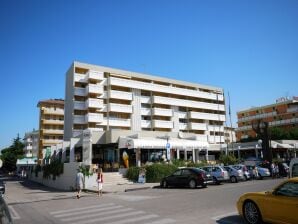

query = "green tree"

[
  {"left": 0, "top": 134, "right": 24, "bottom": 172},
  {"left": 289, "top": 128, "right": 298, "bottom": 140},
  {"left": 270, "top": 127, "right": 288, "bottom": 140},
  {"left": 218, "top": 153, "right": 238, "bottom": 165}
]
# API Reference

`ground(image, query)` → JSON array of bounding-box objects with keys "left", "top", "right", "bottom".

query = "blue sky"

[{"left": 0, "top": 0, "right": 297, "bottom": 149}]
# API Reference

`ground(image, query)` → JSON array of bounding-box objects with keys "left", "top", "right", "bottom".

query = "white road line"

[
  {"left": 71, "top": 211, "right": 147, "bottom": 224},
  {"left": 8, "top": 206, "right": 20, "bottom": 220},
  {"left": 106, "top": 214, "right": 160, "bottom": 224},
  {"left": 54, "top": 205, "right": 123, "bottom": 218},
  {"left": 211, "top": 211, "right": 238, "bottom": 220},
  {"left": 143, "top": 218, "right": 176, "bottom": 224},
  {"left": 50, "top": 203, "right": 114, "bottom": 214},
  {"left": 60, "top": 208, "right": 134, "bottom": 222}
]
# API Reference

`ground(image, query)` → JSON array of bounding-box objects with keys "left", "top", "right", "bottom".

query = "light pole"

[
  {"left": 165, "top": 135, "right": 171, "bottom": 161},
  {"left": 252, "top": 120, "right": 272, "bottom": 164}
]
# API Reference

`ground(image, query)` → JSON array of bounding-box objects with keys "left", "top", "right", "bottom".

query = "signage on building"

[{"left": 166, "top": 143, "right": 171, "bottom": 160}]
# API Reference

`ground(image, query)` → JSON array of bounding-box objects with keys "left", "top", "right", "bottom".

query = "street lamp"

[
  {"left": 252, "top": 120, "right": 272, "bottom": 164},
  {"left": 165, "top": 135, "right": 171, "bottom": 161}
]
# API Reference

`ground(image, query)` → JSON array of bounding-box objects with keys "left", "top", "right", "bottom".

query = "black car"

[
  {"left": 160, "top": 167, "right": 212, "bottom": 189},
  {"left": 0, "top": 195, "right": 13, "bottom": 223},
  {"left": 0, "top": 181, "right": 5, "bottom": 195}
]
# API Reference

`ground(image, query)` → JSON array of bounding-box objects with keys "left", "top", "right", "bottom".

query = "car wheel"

[
  {"left": 161, "top": 180, "right": 168, "bottom": 188},
  {"left": 213, "top": 177, "right": 220, "bottom": 185},
  {"left": 201, "top": 183, "right": 207, "bottom": 188},
  {"left": 230, "top": 176, "right": 238, "bottom": 183},
  {"left": 189, "top": 179, "right": 197, "bottom": 189},
  {"left": 243, "top": 201, "right": 262, "bottom": 224}
]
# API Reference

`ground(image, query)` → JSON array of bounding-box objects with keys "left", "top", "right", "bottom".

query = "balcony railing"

[
  {"left": 189, "top": 111, "right": 226, "bottom": 121},
  {"left": 86, "top": 84, "right": 103, "bottom": 95},
  {"left": 208, "top": 125, "right": 224, "bottom": 132},
  {"left": 42, "top": 107, "right": 64, "bottom": 115},
  {"left": 74, "top": 101, "right": 86, "bottom": 110},
  {"left": 86, "top": 113, "right": 103, "bottom": 123},
  {"left": 87, "top": 70, "right": 104, "bottom": 81},
  {"left": 152, "top": 120, "right": 173, "bottom": 129},
  {"left": 152, "top": 108, "right": 173, "bottom": 117},
  {"left": 189, "top": 122, "right": 207, "bottom": 131},
  {"left": 42, "top": 119, "right": 64, "bottom": 125},
  {"left": 140, "top": 96, "right": 151, "bottom": 104},
  {"left": 74, "top": 87, "right": 86, "bottom": 96},
  {"left": 108, "top": 103, "right": 133, "bottom": 113},
  {"left": 141, "top": 108, "right": 151, "bottom": 116},
  {"left": 105, "top": 118, "right": 131, "bottom": 127},
  {"left": 73, "top": 115, "right": 86, "bottom": 124},
  {"left": 109, "top": 90, "right": 133, "bottom": 100},
  {"left": 238, "top": 112, "right": 277, "bottom": 122},
  {"left": 179, "top": 123, "right": 188, "bottom": 130},
  {"left": 86, "top": 99, "right": 103, "bottom": 108},
  {"left": 74, "top": 73, "right": 87, "bottom": 83},
  {"left": 141, "top": 120, "right": 151, "bottom": 128},
  {"left": 42, "top": 129, "right": 64, "bottom": 135}
]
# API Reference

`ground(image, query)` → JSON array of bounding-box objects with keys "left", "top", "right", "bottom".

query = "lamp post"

[
  {"left": 252, "top": 120, "right": 272, "bottom": 164},
  {"left": 165, "top": 135, "right": 171, "bottom": 161}
]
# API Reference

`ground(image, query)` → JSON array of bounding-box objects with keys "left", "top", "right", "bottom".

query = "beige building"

[
  {"left": 63, "top": 61, "right": 226, "bottom": 169},
  {"left": 37, "top": 99, "right": 64, "bottom": 162},
  {"left": 23, "top": 130, "right": 39, "bottom": 158}
]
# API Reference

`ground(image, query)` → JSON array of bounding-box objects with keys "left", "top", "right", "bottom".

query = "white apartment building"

[
  {"left": 23, "top": 130, "right": 39, "bottom": 158},
  {"left": 64, "top": 61, "right": 226, "bottom": 170}
]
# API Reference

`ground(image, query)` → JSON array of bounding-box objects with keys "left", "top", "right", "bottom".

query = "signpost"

[{"left": 166, "top": 142, "right": 171, "bottom": 160}]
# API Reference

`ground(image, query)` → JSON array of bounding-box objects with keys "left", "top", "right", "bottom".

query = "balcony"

[
  {"left": 42, "top": 119, "right": 64, "bottom": 125},
  {"left": 25, "top": 145, "right": 33, "bottom": 150},
  {"left": 86, "top": 84, "right": 103, "bottom": 95},
  {"left": 152, "top": 96, "right": 225, "bottom": 111},
  {"left": 85, "top": 113, "right": 103, "bottom": 123},
  {"left": 152, "top": 120, "right": 173, "bottom": 129},
  {"left": 109, "top": 90, "right": 133, "bottom": 100},
  {"left": 106, "top": 118, "right": 131, "bottom": 127},
  {"left": 74, "top": 101, "right": 86, "bottom": 110},
  {"left": 208, "top": 135, "right": 225, "bottom": 144},
  {"left": 141, "top": 120, "right": 151, "bottom": 128},
  {"left": 74, "top": 73, "right": 87, "bottom": 83},
  {"left": 189, "top": 122, "right": 207, "bottom": 131},
  {"left": 87, "top": 70, "right": 104, "bottom": 81},
  {"left": 86, "top": 99, "right": 103, "bottom": 108},
  {"left": 152, "top": 108, "right": 172, "bottom": 117},
  {"left": 287, "top": 106, "right": 298, "bottom": 113},
  {"left": 208, "top": 125, "right": 224, "bottom": 132},
  {"left": 238, "top": 112, "right": 277, "bottom": 122},
  {"left": 73, "top": 115, "right": 86, "bottom": 124},
  {"left": 196, "top": 135, "right": 208, "bottom": 142},
  {"left": 178, "top": 111, "right": 187, "bottom": 119},
  {"left": 73, "top": 129, "right": 83, "bottom": 137},
  {"left": 140, "top": 96, "right": 151, "bottom": 104},
  {"left": 108, "top": 103, "right": 133, "bottom": 113},
  {"left": 141, "top": 108, "right": 151, "bottom": 116},
  {"left": 42, "top": 139, "right": 63, "bottom": 145},
  {"left": 42, "top": 107, "right": 64, "bottom": 115},
  {"left": 189, "top": 111, "right": 226, "bottom": 121},
  {"left": 74, "top": 87, "right": 86, "bottom": 96},
  {"left": 42, "top": 129, "right": 64, "bottom": 135}
]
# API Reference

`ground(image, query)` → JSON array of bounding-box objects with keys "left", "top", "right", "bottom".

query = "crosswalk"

[{"left": 50, "top": 203, "right": 176, "bottom": 224}]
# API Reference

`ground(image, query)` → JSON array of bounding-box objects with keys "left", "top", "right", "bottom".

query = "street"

[{"left": 4, "top": 176, "right": 285, "bottom": 224}]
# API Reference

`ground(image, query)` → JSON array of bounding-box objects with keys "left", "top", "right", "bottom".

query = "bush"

[
  {"left": 43, "top": 160, "right": 64, "bottom": 180},
  {"left": 145, "top": 163, "right": 177, "bottom": 183},
  {"left": 219, "top": 153, "right": 238, "bottom": 165},
  {"left": 125, "top": 166, "right": 141, "bottom": 182}
]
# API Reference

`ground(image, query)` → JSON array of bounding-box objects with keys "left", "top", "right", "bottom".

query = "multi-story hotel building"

[
  {"left": 37, "top": 99, "right": 64, "bottom": 161},
  {"left": 236, "top": 97, "right": 298, "bottom": 141},
  {"left": 64, "top": 61, "right": 226, "bottom": 168},
  {"left": 23, "top": 130, "right": 39, "bottom": 158}
]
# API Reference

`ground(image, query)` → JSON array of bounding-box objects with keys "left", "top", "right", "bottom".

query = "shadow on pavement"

[{"left": 216, "top": 215, "right": 244, "bottom": 224}]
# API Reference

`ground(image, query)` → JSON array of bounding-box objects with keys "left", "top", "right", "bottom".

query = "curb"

[{"left": 124, "top": 186, "right": 152, "bottom": 192}]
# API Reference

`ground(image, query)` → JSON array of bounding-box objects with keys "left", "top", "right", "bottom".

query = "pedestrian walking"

[
  {"left": 253, "top": 166, "right": 259, "bottom": 180},
  {"left": 97, "top": 168, "right": 103, "bottom": 197},
  {"left": 75, "top": 169, "right": 84, "bottom": 199}
]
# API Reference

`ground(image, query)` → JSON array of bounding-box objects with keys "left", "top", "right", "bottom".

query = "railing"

[
  {"left": 109, "top": 90, "right": 133, "bottom": 100},
  {"left": 141, "top": 120, "right": 151, "bottom": 128},
  {"left": 189, "top": 122, "right": 207, "bottom": 130},
  {"left": 152, "top": 120, "right": 173, "bottom": 129},
  {"left": 86, "top": 113, "right": 103, "bottom": 123},
  {"left": 108, "top": 103, "right": 133, "bottom": 113},
  {"left": 189, "top": 111, "right": 226, "bottom": 121},
  {"left": 152, "top": 108, "right": 173, "bottom": 117}
]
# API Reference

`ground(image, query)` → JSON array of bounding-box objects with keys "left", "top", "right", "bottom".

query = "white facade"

[
  {"left": 23, "top": 130, "right": 39, "bottom": 157},
  {"left": 64, "top": 61, "right": 226, "bottom": 149}
]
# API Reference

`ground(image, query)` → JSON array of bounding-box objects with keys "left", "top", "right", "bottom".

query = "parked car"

[
  {"left": 201, "top": 166, "right": 229, "bottom": 184},
  {"left": 232, "top": 164, "right": 250, "bottom": 180},
  {"left": 237, "top": 177, "right": 298, "bottom": 224},
  {"left": 0, "top": 181, "right": 5, "bottom": 195},
  {"left": 0, "top": 195, "right": 13, "bottom": 223},
  {"left": 224, "top": 165, "right": 245, "bottom": 183},
  {"left": 278, "top": 162, "right": 289, "bottom": 177},
  {"left": 246, "top": 165, "right": 270, "bottom": 179},
  {"left": 289, "top": 158, "right": 298, "bottom": 178},
  {"left": 160, "top": 167, "right": 213, "bottom": 189}
]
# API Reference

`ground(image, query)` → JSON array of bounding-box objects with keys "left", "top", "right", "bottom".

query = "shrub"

[
  {"left": 125, "top": 166, "right": 140, "bottom": 182},
  {"left": 145, "top": 163, "right": 177, "bottom": 183},
  {"left": 219, "top": 153, "right": 238, "bottom": 165},
  {"left": 43, "top": 160, "right": 64, "bottom": 180}
]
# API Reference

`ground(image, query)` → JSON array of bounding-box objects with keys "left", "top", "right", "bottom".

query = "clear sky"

[{"left": 0, "top": 0, "right": 297, "bottom": 149}]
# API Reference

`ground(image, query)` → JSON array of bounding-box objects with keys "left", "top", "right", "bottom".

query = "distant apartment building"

[
  {"left": 236, "top": 97, "right": 298, "bottom": 141},
  {"left": 224, "top": 126, "right": 236, "bottom": 144},
  {"left": 23, "top": 130, "right": 39, "bottom": 157},
  {"left": 63, "top": 61, "right": 226, "bottom": 168},
  {"left": 37, "top": 99, "right": 64, "bottom": 161}
]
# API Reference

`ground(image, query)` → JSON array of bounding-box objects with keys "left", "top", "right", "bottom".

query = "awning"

[
  {"left": 118, "top": 137, "right": 209, "bottom": 150},
  {"left": 16, "top": 157, "right": 38, "bottom": 165}
]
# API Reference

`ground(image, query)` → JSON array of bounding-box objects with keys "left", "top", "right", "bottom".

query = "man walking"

[{"left": 76, "top": 169, "right": 84, "bottom": 199}]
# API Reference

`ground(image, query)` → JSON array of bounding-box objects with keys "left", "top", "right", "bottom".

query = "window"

[
  {"left": 182, "top": 169, "right": 192, "bottom": 175},
  {"left": 275, "top": 182, "right": 298, "bottom": 197},
  {"left": 173, "top": 170, "right": 182, "bottom": 176}
]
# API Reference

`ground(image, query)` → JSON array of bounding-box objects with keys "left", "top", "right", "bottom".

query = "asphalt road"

[{"left": 3, "top": 176, "right": 285, "bottom": 224}]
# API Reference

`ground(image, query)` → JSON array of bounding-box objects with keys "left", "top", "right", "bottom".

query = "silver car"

[
  {"left": 246, "top": 165, "right": 271, "bottom": 179},
  {"left": 232, "top": 164, "right": 250, "bottom": 181},
  {"left": 224, "top": 165, "right": 245, "bottom": 183},
  {"left": 201, "top": 166, "right": 230, "bottom": 184}
]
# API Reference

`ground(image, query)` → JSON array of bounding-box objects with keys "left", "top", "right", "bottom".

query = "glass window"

[
  {"left": 182, "top": 169, "right": 192, "bottom": 175},
  {"left": 292, "top": 164, "right": 298, "bottom": 177},
  {"left": 173, "top": 170, "right": 182, "bottom": 176},
  {"left": 275, "top": 182, "right": 298, "bottom": 197}
]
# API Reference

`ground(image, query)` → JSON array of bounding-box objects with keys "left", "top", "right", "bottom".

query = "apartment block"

[
  {"left": 23, "top": 130, "right": 39, "bottom": 157},
  {"left": 236, "top": 97, "right": 298, "bottom": 141},
  {"left": 37, "top": 99, "right": 64, "bottom": 161},
  {"left": 63, "top": 61, "right": 226, "bottom": 167}
]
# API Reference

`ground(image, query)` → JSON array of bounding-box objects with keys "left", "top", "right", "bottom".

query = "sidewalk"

[{"left": 85, "top": 182, "right": 159, "bottom": 194}]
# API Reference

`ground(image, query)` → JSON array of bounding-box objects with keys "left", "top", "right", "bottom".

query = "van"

[{"left": 289, "top": 158, "right": 298, "bottom": 178}]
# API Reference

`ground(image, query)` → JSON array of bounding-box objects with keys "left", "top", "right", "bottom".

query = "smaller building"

[
  {"left": 23, "top": 130, "right": 39, "bottom": 158},
  {"left": 236, "top": 96, "right": 298, "bottom": 141}
]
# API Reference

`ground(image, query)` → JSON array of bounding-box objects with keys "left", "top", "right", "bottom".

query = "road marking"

[
  {"left": 143, "top": 218, "right": 176, "bottom": 224},
  {"left": 50, "top": 203, "right": 114, "bottom": 214},
  {"left": 105, "top": 214, "right": 159, "bottom": 224},
  {"left": 54, "top": 205, "right": 124, "bottom": 218},
  {"left": 61, "top": 208, "right": 134, "bottom": 222},
  {"left": 72, "top": 211, "right": 147, "bottom": 224},
  {"left": 8, "top": 205, "right": 20, "bottom": 220}
]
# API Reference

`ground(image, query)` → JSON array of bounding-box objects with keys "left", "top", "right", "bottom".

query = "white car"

[{"left": 201, "top": 166, "right": 230, "bottom": 184}]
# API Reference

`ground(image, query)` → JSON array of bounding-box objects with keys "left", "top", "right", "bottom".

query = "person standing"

[
  {"left": 76, "top": 169, "right": 84, "bottom": 199},
  {"left": 97, "top": 168, "right": 103, "bottom": 197}
]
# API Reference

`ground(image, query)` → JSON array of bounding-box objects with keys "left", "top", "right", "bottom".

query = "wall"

[{"left": 28, "top": 162, "right": 97, "bottom": 191}]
